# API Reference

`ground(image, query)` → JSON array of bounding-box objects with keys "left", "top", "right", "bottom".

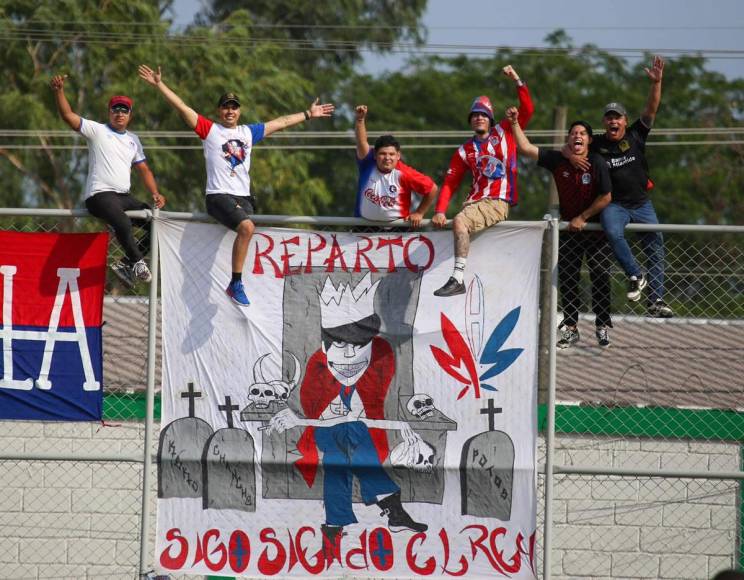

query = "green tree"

[{"left": 199, "top": 0, "right": 427, "bottom": 82}]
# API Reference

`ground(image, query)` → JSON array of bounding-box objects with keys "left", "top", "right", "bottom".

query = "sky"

[{"left": 169, "top": 0, "right": 744, "bottom": 80}]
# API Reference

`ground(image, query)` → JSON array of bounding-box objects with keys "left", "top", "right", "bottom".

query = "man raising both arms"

[
  {"left": 51, "top": 74, "right": 166, "bottom": 287},
  {"left": 432, "top": 65, "right": 534, "bottom": 297},
  {"left": 138, "top": 64, "right": 334, "bottom": 306}
]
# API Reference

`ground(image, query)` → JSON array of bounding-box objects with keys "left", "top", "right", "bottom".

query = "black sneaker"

[
  {"left": 595, "top": 326, "right": 610, "bottom": 347},
  {"left": 110, "top": 261, "right": 134, "bottom": 288},
  {"left": 647, "top": 299, "right": 674, "bottom": 318},
  {"left": 626, "top": 273, "right": 647, "bottom": 301},
  {"left": 557, "top": 325, "right": 580, "bottom": 349},
  {"left": 433, "top": 277, "right": 466, "bottom": 297},
  {"left": 377, "top": 492, "right": 428, "bottom": 533}
]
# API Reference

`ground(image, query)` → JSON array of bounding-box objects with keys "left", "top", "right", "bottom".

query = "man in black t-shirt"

[
  {"left": 591, "top": 56, "right": 673, "bottom": 318},
  {"left": 508, "top": 107, "right": 613, "bottom": 348}
]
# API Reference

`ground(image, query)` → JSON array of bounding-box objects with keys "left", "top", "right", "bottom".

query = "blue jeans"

[
  {"left": 600, "top": 200, "right": 665, "bottom": 302},
  {"left": 315, "top": 421, "right": 399, "bottom": 526}
]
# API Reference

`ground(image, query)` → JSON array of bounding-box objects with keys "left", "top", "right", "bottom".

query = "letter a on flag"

[{"left": 0, "top": 231, "right": 108, "bottom": 420}]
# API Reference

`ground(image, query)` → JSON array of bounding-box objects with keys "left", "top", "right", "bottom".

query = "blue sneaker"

[{"left": 226, "top": 280, "right": 250, "bottom": 306}]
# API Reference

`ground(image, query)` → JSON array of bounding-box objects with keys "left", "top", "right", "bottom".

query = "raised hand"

[
  {"left": 138, "top": 64, "right": 162, "bottom": 86},
  {"left": 50, "top": 74, "right": 68, "bottom": 92},
  {"left": 505, "top": 106, "right": 519, "bottom": 125},
  {"left": 502, "top": 65, "right": 520, "bottom": 82},
  {"left": 309, "top": 98, "right": 335, "bottom": 118},
  {"left": 644, "top": 55, "right": 664, "bottom": 83},
  {"left": 355, "top": 105, "right": 368, "bottom": 121}
]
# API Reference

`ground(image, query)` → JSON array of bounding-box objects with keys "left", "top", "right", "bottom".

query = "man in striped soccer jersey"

[
  {"left": 138, "top": 64, "right": 334, "bottom": 307},
  {"left": 432, "top": 65, "right": 534, "bottom": 297}
]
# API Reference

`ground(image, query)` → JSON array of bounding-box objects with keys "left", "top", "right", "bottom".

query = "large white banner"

[{"left": 155, "top": 220, "right": 544, "bottom": 578}]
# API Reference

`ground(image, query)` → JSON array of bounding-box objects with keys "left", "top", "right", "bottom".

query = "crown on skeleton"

[{"left": 319, "top": 273, "right": 380, "bottom": 330}]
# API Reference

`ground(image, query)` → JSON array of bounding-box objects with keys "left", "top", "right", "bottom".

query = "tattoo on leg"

[{"left": 455, "top": 230, "right": 470, "bottom": 258}]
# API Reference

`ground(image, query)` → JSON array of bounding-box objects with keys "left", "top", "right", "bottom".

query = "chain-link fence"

[
  {"left": 0, "top": 211, "right": 151, "bottom": 580},
  {"left": 543, "top": 222, "right": 744, "bottom": 580},
  {"left": 0, "top": 211, "right": 742, "bottom": 579}
]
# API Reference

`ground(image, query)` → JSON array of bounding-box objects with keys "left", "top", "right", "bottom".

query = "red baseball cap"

[{"left": 109, "top": 96, "right": 133, "bottom": 110}]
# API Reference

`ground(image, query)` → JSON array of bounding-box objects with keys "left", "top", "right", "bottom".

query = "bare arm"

[
  {"left": 641, "top": 55, "right": 664, "bottom": 127},
  {"left": 138, "top": 65, "right": 198, "bottom": 129},
  {"left": 506, "top": 106, "right": 538, "bottom": 160},
  {"left": 49, "top": 75, "right": 81, "bottom": 130},
  {"left": 134, "top": 161, "right": 166, "bottom": 208},
  {"left": 264, "top": 98, "right": 335, "bottom": 137},
  {"left": 568, "top": 192, "right": 611, "bottom": 231},
  {"left": 354, "top": 105, "right": 370, "bottom": 159},
  {"left": 409, "top": 184, "right": 438, "bottom": 227}
]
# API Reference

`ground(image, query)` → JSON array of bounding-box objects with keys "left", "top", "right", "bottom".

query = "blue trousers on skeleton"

[{"left": 314, "top": 421, "right": 399, "bottom": 526}]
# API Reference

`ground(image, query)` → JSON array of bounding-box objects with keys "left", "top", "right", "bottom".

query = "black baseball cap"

[
  {"left": 603, "top": 102, "right": 628, "bottom": 117},
  {"left": 217, "top": 92, "right": 241, "bottom": 107}
]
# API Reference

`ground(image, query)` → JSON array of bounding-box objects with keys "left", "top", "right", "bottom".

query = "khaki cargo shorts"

[{"left": 456, "top": 198, "right": 510, "bottom": 233}]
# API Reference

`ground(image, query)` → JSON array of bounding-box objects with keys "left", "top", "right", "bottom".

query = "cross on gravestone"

[
  {"left": 219, "top": 396, "right": 240, "bottom": 428},
  {"left": 480, "top": 399, "right": 502, "bottom": 431},
  {"left": 459, "top": 399, "right": 513, "bottom": 519},
  {"left": 181, "top": 382, "right": 202, "bottom": 418}
]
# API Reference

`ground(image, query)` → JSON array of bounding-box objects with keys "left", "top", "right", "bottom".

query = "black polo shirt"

[{"left": 591, "top": 119, "right": 652, "bottom": 208}]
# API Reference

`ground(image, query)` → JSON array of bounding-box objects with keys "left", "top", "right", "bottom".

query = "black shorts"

[{"left": 205, "top": 194, "right": 255, "bottom": 230}]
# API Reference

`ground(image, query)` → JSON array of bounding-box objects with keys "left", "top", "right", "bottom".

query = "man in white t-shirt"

[
  {"left": 50, "top": 74, "right": 166, "bottom": 287},
  {"left": 139, "top": 64, "right": 334, "bottom": 307}
]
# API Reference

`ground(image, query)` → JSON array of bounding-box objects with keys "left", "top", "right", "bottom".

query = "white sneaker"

[{"left": 132, "top": 260, "right": 152, "bottom": 283}]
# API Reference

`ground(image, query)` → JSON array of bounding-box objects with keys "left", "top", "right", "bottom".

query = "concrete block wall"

[
  {"left": 0, "top": 423, "right": 740, "bottom": 579},
  {"left": 545, "top": 435, "right": 741, "bottom": 579},
  {"left": 0, "top": 420, "right": 147, "bottom": 579}
]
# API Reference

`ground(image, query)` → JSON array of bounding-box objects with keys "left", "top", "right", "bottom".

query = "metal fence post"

[
  {"left": 139, "top": 208, "right": 160, "bottom": 576},
  {"left": 542, "top": 217, "right": 559, "bottom": 580}
]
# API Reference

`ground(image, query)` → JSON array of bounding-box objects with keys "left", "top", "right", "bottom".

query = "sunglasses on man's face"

[{"left": 110, "top": 106, "right": 131, "bottom": 114}]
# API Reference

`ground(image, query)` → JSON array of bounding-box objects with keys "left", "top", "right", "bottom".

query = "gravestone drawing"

[
  {"left": 202, "top": 396, "right": 256, "bottom": 512},
  {"left": 157, "top": 382, "right": 214, "bottom": 498},
  {"left": 459, "top": 398, "right": 514, "bottom": 519}
]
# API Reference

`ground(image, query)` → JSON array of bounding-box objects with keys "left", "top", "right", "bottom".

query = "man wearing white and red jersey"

[
  {"left": 139, "top": 64, "right": 334, "bottom": 307},
  {"left": 432, "top": 65, "right": 534, "bottom": 297},
  {"left": 353, "top": 105, "right": 437, "bottom": 226}
]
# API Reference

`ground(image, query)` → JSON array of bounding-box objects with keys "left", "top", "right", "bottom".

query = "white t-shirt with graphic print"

[
  {"left": 78, "top": 119, "right": 146, "bottom": 199},
  {"left": 194, "top": 114, "right": 265, "bottom": 197}
]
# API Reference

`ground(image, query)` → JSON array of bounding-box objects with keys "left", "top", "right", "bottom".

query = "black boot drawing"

[{"left": 377, "top": 492, "right": 428, "bottom": 533}]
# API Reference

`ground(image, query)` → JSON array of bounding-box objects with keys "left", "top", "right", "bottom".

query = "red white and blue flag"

[{"left": 0, "top": 231, "right": 108, "bottom": 421}]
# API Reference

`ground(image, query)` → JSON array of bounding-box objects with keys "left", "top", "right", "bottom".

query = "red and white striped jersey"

[{"left": 435, "top": 85, "right": 534, "bottom": 213}]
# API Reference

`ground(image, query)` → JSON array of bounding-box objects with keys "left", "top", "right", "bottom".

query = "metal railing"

[{"left": 0, "top": 207, "right": 742, "bottom": 579}]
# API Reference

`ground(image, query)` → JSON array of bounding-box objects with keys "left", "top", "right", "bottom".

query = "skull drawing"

[
  {"left": 247, "top": 383, "right": 277, "bottom": 410},
  {"left": 246, "top": 353, "right": 301, "bottom": 410},
  {"left": 407, "top": 393, "right": 436, "bottom": 420},
  {"left": 390, "top": 438, "right": 435, "bottom": 474}
]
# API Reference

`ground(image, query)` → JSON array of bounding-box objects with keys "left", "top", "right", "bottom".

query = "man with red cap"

[
  {"left": 432, "top": 65, "right": 534, "bottom": 297},
  {"left": 50, "top": 75, "right": 166, "bottom": 287}
]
